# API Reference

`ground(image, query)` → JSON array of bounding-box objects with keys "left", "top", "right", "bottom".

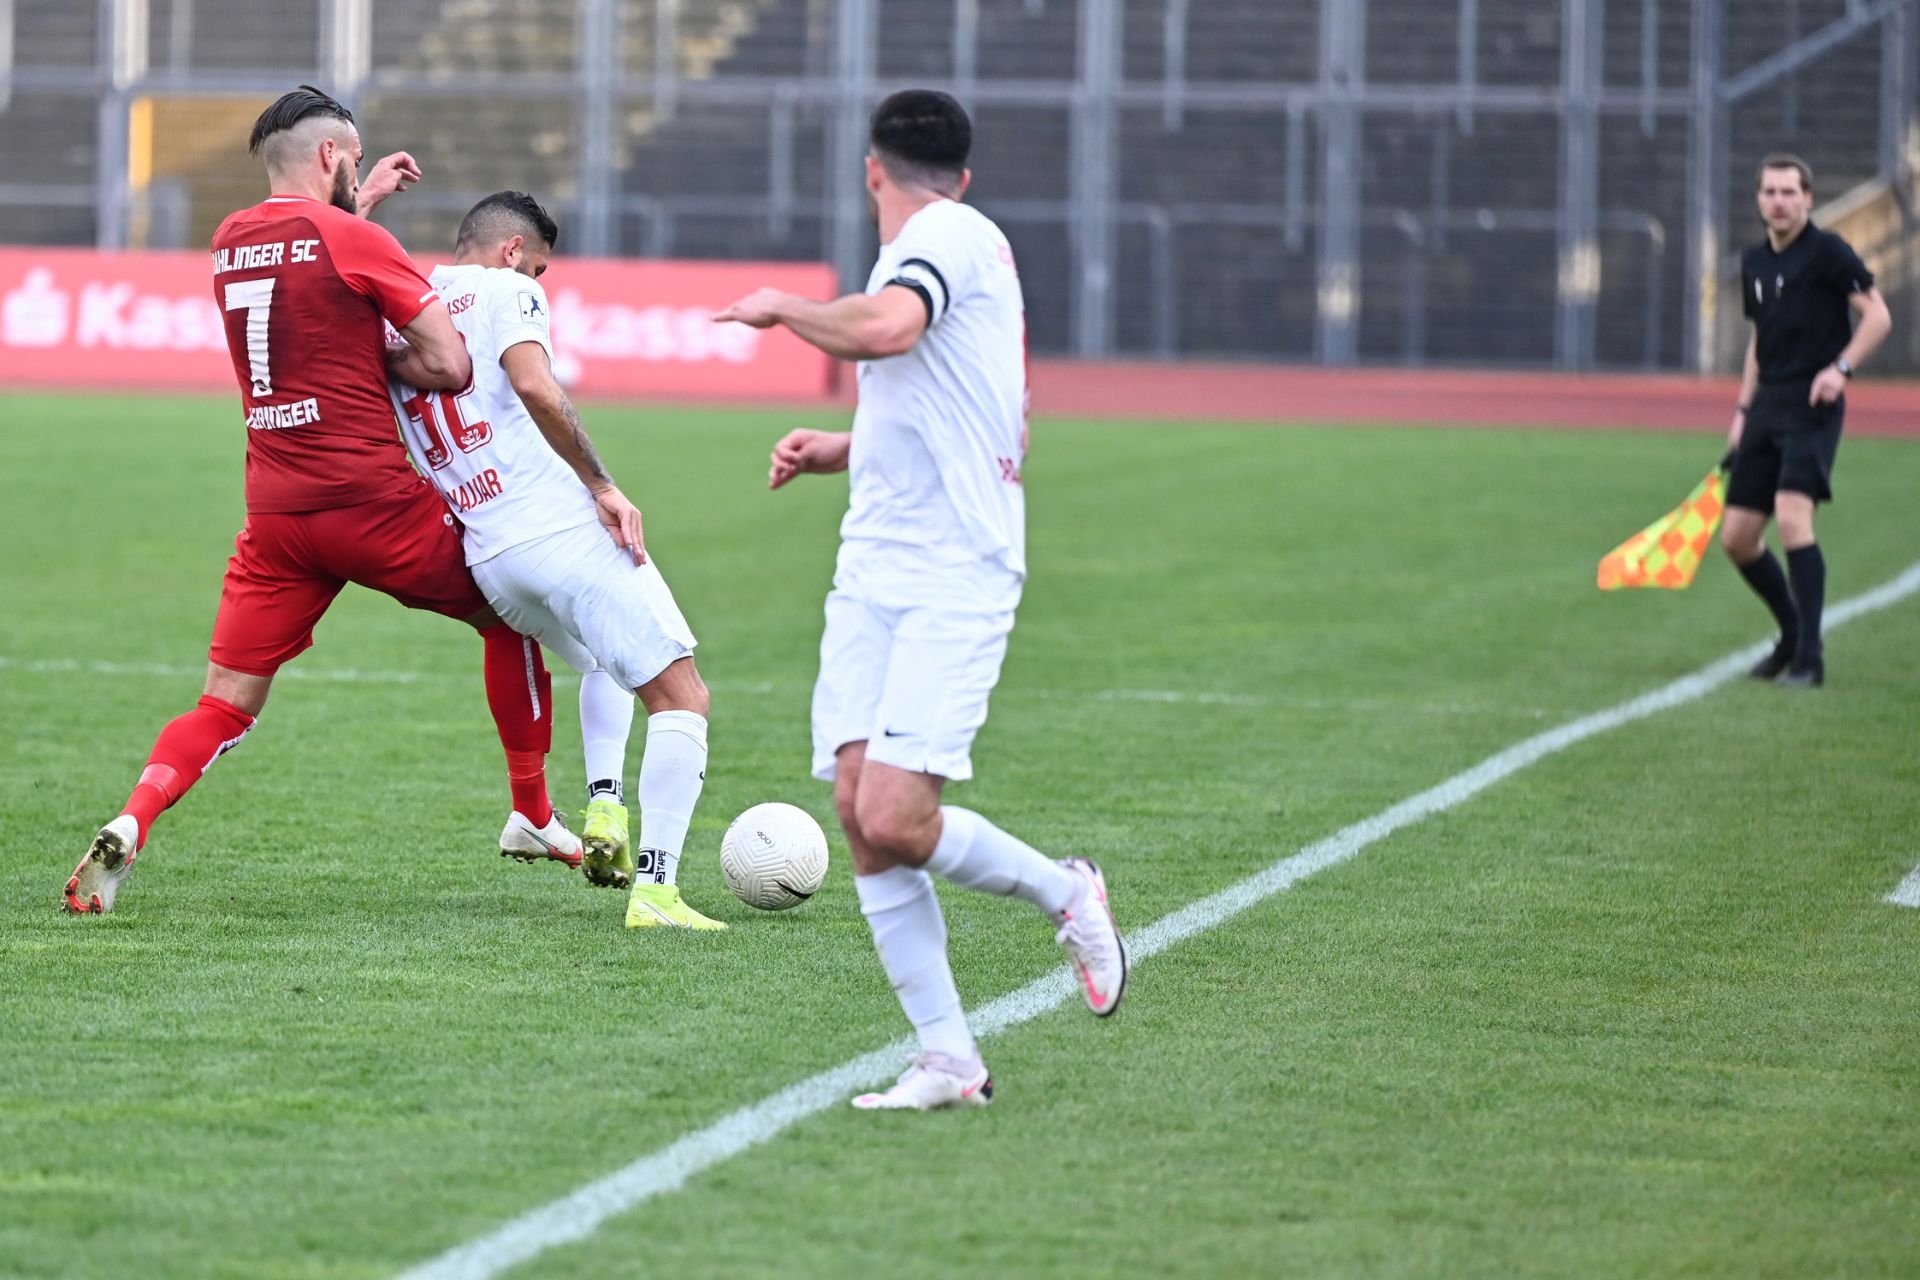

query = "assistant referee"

[{"left": 1721, "top": 152, "right": 1891, "bottom": 688}]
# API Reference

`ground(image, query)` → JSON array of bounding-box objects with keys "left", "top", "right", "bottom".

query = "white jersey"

[
  {"left": 391, "top": 263, "right": 596, "bottom": 565},
  {"left": 840, "top": 199, "right": 1028, "bottom": 611}
]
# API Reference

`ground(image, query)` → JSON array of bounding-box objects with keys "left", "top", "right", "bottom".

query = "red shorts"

[{"left": 209, "top": 479, "right": 488, "bottom": 676}]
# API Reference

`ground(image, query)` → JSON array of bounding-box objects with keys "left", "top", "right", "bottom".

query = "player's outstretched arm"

[
  {"left": 502, "top": 342, "right": 645, "bottom": 562},
  {"left": 768, "top": 429, "right": 851, "bottom": 490},
  {"left": 714, "top": 286, "right": 927, "bottom": 362},
  {"left": 392, "top": 300, "right": 472, "bottom": 391}
]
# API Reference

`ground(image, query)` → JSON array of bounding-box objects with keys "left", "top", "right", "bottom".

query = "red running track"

[
  {"left": 1020, "top": 361, "right": 1920, "bottom": 437},
  {"left": 646, "top": 359, "right": 1920, "bottom": 437}
]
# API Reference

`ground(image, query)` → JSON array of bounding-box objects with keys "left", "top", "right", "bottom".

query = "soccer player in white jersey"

[
  {"left": 390, "top": 191, "right": 724, "bottom": 930},
  {"left": 715, "top": 91, "right": 1128, "bottom": 1109}
]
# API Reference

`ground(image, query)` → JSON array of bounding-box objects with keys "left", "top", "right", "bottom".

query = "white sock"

[
  {"left": 579, "top": 668, "right": 634, "bottom": 804},
  {"left": 635, "top": 709, "right": 706, "bottom": 886},
  {"left": 923, "top": 805, "right": 1079, "bottom": 919},
  {"left": 855, "top": 866, "right": 977, "bottom": 1063}
]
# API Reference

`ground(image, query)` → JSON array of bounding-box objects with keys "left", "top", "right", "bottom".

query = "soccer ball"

[{"left": 719, "top": 802, "right": 829, "bottom": 911}]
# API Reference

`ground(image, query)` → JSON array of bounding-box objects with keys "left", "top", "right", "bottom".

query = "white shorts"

[
  {"left": 471, "top": 521, "right": 696, "bottom": 691},
  {"left": 811, "top": 589, "right": 1014, "bottom": 783}
]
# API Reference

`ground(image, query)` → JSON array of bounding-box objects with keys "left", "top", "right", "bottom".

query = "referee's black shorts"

[{"left": 1726, "top": 378, "right": 1844, "bottom": 512}]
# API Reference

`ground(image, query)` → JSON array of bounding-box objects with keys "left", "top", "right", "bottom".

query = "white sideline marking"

[
  {"left": 397, "top": 560, "right": 1920, "bottom": 1280},
  {"left": 1887, "top": 864, "right": 1920, "bottom": 908},
  {"left": 0, "top": 655, "right": 1550, "bottom": 718}
]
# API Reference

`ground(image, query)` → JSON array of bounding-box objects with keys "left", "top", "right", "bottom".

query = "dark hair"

[
  {"left": 869, "top": 89, "right": 972, "bottom": 192},
  {"left": 1758, "top": 152, "right": 1813, "bottom": 193},
  {"left": 457, "top": 191, "right": 560, "bottom": 252},
  {"left": 250, "top": 85, "right": 354, "bottom": 156}
]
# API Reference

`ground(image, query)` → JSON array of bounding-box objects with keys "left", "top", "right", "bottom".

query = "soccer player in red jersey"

[{"left": 64, "top": 86, "right": 580, "bottom": 914}]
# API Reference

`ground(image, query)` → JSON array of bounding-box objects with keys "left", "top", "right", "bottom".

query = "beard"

[{"left": 329, "top": 159, "right": 357, "bottom": 214}]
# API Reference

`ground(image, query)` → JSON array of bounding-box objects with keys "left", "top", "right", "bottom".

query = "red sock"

[
  {"left": 481, "top": 624, "right": 553, "bottom": 825},
  {"left": 504, "top": 750, "right": 552, "bottom": 826},
  {"left": 121, "top": 695, "right": 256, "bottom": 849}
]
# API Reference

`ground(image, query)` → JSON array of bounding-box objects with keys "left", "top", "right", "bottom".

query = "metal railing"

[{"left": 0, "top": 0, "right": 1913, "bottom": 370}]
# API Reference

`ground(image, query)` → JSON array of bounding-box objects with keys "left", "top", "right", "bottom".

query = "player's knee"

[
  {"left": 638, "top": 657, "right": 709, "bottom": 717},
  {"left": 682, "top": 674, "right": 711, "bottom": 719},
  {"left": 1775, "top": 504, "right": 1816, "bottom": 547},
  {"left": 203, "top": 664, "right": 272, "bottom": 717},
  {"left": 855, "top": 797, "right": 935, "bottom": 866},
  {"left": 1720, "top": 521, "right": 1761, "bottom": 562},
  {"left": 832, "top": 776, "right": 862, "bottom": 839}
]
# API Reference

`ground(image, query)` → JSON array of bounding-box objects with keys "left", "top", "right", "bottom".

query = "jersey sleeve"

[
  {"left": 326, "top": 215, "right": 439, "bottom": 328},
  {"left": 882, "top": 205, "right": 980, "bottom": 329},
  {"left": 1740, "top": 258, "right": 1759, "bottom": 320},
  {"left": 486, "top": 274, "right": 555, "bottom": 359},
  {"left": 1824, "top": 236, "right": 1875, "bottom": 295}
]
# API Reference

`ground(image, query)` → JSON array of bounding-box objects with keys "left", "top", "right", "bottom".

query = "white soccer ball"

[{"left": 719, "top": 802, "right": 829, "bottom": 911}]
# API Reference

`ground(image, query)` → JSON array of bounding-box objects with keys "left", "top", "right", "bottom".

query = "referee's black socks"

[
  {"left": 1736, "top": 549, "right": 1799, "bottom": 654},
  {"left": 1785, "top": 544, "right": 1826, "bottom": 667}
]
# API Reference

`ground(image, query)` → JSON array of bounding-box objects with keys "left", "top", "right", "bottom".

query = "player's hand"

[
  {"left": 768, "top": 429, "right": 850, "bottom": 489},
  {"left": 713, "top": 288, "right": 790, "bottom": 330},
  {"left": 592, "top": 484, "right": 647, "bottom": 564},
  {"left": 1809, "top": 365, "right": 1847, "bottom": 406},
  {"left": 356, "top": 152, "right": 424, "bottom": 216}
]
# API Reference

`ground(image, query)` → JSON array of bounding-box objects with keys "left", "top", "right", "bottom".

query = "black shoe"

[
  {"left": 1748, "top": 639, "right": 1796, "bottom": 680},
  {"left": 1776, "top": 661, "right": 1824, "bottom": 688}
]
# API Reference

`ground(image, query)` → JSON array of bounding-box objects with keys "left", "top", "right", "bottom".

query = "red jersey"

[{"left": 211, "top": 195, "right": 439, "bottom": 513}]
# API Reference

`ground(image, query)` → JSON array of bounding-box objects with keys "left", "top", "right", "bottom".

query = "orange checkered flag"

[{"left": 1597, "top": 465, "right": 1727, "bottom": 590}]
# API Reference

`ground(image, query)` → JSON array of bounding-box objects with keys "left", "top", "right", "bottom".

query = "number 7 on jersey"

[{"left": 223, "top": 278, "right": 277, "bottom": 397}]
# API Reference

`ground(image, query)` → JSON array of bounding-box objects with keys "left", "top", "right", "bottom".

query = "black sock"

[
  {"left": 1786, "top": 544, "right": 1826, "bottom": 666},
  {"left": 1736, "top": 550, "right": 1798, "bottom": 649}
]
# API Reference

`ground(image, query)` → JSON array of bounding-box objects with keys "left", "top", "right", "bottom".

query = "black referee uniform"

[
  {"left": 1730, "top": 222, "right": 1873, "bottom": 511},
  {"left": 1728, "top": 219, "right": 1874, "bottom": 684}
]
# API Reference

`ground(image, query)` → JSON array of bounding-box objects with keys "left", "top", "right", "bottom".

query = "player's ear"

[
  {"left": 504, "top": 234, "right": 525, "bottom": 268},
  {"left": 865, "top": 154, "right": 884, "bottom": 191},
  {"left": 956, "top": 169, "right": 972, "bottom": 200}
]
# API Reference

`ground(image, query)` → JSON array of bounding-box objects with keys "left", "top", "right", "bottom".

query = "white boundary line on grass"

[
  {"left": 397, "top": 559, "right": 1920, "bottom": 1280},
  {"left": 1887, "top": 864, "right": 1920, "bottom": 908},
  {"left": 0, "top": 655, "right": 1556, "bottom": 718}
]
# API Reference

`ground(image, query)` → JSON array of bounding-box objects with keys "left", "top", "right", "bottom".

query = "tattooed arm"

[{"left": 501, "top": 341, "right": 646, "bottom": 563}]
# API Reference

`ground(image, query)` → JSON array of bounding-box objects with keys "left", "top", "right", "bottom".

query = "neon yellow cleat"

[
  {"left": 580, "top": 797, "right": 633, "bottom": 889},
  {"left": 625, "top": 883, "right": 728, "bottom": 931}
]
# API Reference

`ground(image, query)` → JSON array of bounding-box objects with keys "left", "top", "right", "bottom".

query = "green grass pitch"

[{"left": 2, "top": 391, "right": 1918, "bottom": 1279}]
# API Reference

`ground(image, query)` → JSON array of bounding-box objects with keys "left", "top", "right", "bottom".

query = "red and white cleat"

[
  {"left": 499, "top": 810, "right": 584, "bottom": 870},
  {"left": 64, "top": 815, "right": 140, "bottom": 914},
  {"left": 1055, "top": 857, "right": 1128, "bottom": 1016},
  {"left": 852, "top": 1053, "right": 994, "bottom": 1111}
]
